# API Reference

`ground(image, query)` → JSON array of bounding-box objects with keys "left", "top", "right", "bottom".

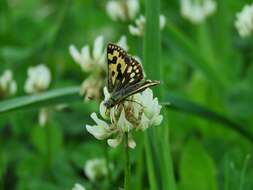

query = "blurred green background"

[{"left": 0, "top": 0, "right": 253, "bottom": 189}]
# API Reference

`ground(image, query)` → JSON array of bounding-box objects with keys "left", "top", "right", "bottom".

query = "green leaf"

[
  {"left": 179, "top": 140, "right": 217, "bottom": 190},
  {"left": 30, "top": 122, "right": 63, "bottom": 159},
  {"left": 163, "top": 93, "right": 253, "bottom": 142},
  {"left": 17, "top": 178, "right": 60, "bottom": 190},
  {"left": 0, "top": 86, "right": 80, "bottom": 114},
  {"left": 225, "top": 84, "right": 253, "bottom": 119},
  {"left": 0, "top": 150, "right": 6, "bottom": 189},
  {"left": 164, "top": 23, "right": 226, "bottom": 89},
  {"left": 69, "top": 142, "right": 104, "bottom": 169}
]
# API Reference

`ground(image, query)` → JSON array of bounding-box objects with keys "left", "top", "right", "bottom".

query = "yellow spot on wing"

[
  {"left": 108, "top": 50, "right": 127, "bottom": 85},
  {"left": 110, "top": 64, "right": 117, "bottom": 84}
]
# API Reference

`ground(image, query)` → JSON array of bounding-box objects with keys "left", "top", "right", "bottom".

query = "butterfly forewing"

[
  {"left": 107, "top": 43, "right": 144, "bottom": 93},
  {"left": 107, "top": 43, "right": 127, "bottom": 93}
]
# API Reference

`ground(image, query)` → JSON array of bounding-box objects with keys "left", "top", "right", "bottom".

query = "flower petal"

[
  {"left": 117, "top": 36, "right": 128, "bottom": 51},
  {"left": 126, "top": 0, "right": 139, "bottom": 20},
  {"left": 152, "top": 115, "right": 163, "bottom": 126},
  {"left": 99, "top": 101, "right": 108, "bottom": 119},
  {"left": 90, "top": 112, "right": 109, "bottom": 128},
  {"left": 69, "top": 45, "right": 81, "bottom": 63},
  {"left": 129, "top": 25, "right": 141, "bottom": 36},
  {"left": 103, "top": 86, "right": 110, "bottom": 101},
  {"left": 118, "top": 109, "right": 133, "bottom": 132},
  {"left": 159, "top": 15, "right": 166, "bottom": 29},
  {"left": 128, "top": 137, "right": 136, "bottom": 149},
  {"left": 80, "top": 45, "right": 91, "bottom": 69},
  {"left": 86, "top": 125, "right": 109, "bottom": 140},
  {"left": 72, "top": 183, "right": 86, "bottom": 190},
  {"left": 93, "top": 36, "right": 104, "bottom": 60},
  {"left": 107, "top": 137, "right": 122, "bottom": 148}
]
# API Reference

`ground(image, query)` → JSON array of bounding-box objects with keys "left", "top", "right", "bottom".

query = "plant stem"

[{"left": 124, "top": 132, "right": 130, "bottom": 190}]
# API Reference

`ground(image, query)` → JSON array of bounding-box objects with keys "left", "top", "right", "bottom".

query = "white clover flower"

[
  {"left": 235, "top": 4, "right": 253, "bottom": 38},
  {"left": 69, "top": 36, "right": 106, "bottom": 72},
  {"left": 180, "top": 0, "right": 217, "bottom": 24},
  {"left": 0, "top": 70, "right": 17, "bottom": 98},
  {"left": 129, "top": 15, "right": 166, "bottom": 37},
  {"left": 24, "top": 64, "right": 51, "bottom": 94},
  {"left": 133, "top": 88, "right": 163, "bottom": 130},
  {"left": 72, "top": 183, "right": 86, "bottom": 190},
  {"left": 86, "top": 87, "right": 163, "bottom": 149},
  {"left": 70, "top": 35, "right": 129, "bottom": 101},
  {"left": 106, "top": 0, "right": 139, "bottom": 21},
  {"left": 84, "top": 158, "right": 108, "bottom": 181},
  {"left": 80, "top": 76, "right": 104, "bottom": 101}
]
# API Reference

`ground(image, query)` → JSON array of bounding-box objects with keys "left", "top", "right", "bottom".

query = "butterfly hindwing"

[{"left": 116, "top": 56, "right": 144, "bottom": 91}]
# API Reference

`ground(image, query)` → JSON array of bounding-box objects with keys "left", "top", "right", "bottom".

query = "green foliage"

[{"left": 179, "top": 140, "right": 217, "bottom": 190}]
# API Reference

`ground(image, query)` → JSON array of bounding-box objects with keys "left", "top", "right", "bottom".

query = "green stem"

[
  {"left": 136, "top": 133, "right": 144, "bottom": 190},
  {"left": 239, "top": 155, "right": 251, "bottom": 190},
  {"left": 45, "top": 122, "right": 51, "bottom": 169},
  {"left": 104, "top": 145, "right": 112, "bottom": 190},
  {"left": 144, "top": 133, "right": 158, "bottom": 190},
  {"left": 224, "top": 156, "right": 230, "bottom": 190},
  {"left": 124, "top": 133, "right": 130, "bottom": 190}
]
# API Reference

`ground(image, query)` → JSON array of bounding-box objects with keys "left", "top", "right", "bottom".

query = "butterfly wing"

[
  {"left": 107, "top": 43, "right": 127, "bottom": 93},
  {"left": 109, "top": 80, "right": 160, "bottom": 107},
  {"left": 120, "top": 80, "right": 160, "bottom": 99},
  {"left": 107, "top": 43, "right": 144, "bottom": 93}
]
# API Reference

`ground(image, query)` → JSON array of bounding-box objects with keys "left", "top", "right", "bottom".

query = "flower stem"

[{"left": 124, "top": 132, "right": 130, "bottom": 190}]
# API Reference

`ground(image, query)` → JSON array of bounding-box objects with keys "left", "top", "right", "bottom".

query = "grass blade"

[
  {"left": 0, "top": 86, "right": 80, "bottom": 114},
  {"left": 144, "top": 0, "right": 176, "bottom": 189},
  {"left": 163, "top": 93, "right": 253, "bottom": 142}
]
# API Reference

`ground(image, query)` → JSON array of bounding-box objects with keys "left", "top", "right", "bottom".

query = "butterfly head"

[{"left": 104, "top": 97, "right": 116, "bottom": 108}]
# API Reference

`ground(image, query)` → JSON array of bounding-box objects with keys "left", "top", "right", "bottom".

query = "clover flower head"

[
  {"left": 70, "top": 35, "right": 129, "bottom": 102},
  {"left": 24, "top": 64, "right": 51, "bottom": 94},
  {"left": 129, "top": 14, "right": 166, "bottom": 37},
  {"left": 180, "top": 0, "right": 217, "bottom": 24},
  {"left": 80, "top": 76, "right": 104, "bottom": 101},
  {"left": 69, "top": 36, "right": 106, "bottom": 72},
  {"left": 106, "top": 0, "right": 139, "bottom": 21},
  {"left": 86, "top": 87, "right": 163, "bottom": 149},
  {"left": 84, "top": 158, "right": 108, "bottom": 181},
  {"left": 72, "top": 183, "right": 86, "bottom": 190},
  {"left": 235, "top": 3, "right": 253, "bottom": 38},
  {"left": 0, "top": 70, "right": 17, "bottom": 98}
]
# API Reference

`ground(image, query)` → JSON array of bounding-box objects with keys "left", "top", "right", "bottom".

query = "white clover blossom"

[
  {"left": 180, "top": 0, "right": 217, "bottom": 24},
  {"left": 24, "top": 64, "right": 51, "bottom": 94},
  {"left": 86, "top": 87, "right": 163, "bottom": 149},
  {"left": 129, "top": 15, "right": 166, "bottom": 37},
  {"left": 72, "top": 183, "right": 86, "bottom": 190},
  {"left": 0, "top": 70, "right": 17, "bottom": 98},
  {"left": 235, "top": 4, "right": 253, "bottom": 38},
  {"left": 106, "top": 0, "right": 139, "bottom": 21},
  {"left": 69, "top": 36, "right": 106, "bottom": 73},
  {"left": 70, "top": 35, "right": 129, "bottom": 101},
  {"left": 84, "top": 158, "right": 108, "bottom": 181}
]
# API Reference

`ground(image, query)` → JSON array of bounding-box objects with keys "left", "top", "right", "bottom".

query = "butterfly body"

[{"left": 104, "top": 43, "right": 159, "bottom": 108}]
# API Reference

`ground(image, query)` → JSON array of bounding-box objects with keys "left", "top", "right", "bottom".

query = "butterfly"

[{"left": 104, "top": 43, "right": 160, "bottom": 108}]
